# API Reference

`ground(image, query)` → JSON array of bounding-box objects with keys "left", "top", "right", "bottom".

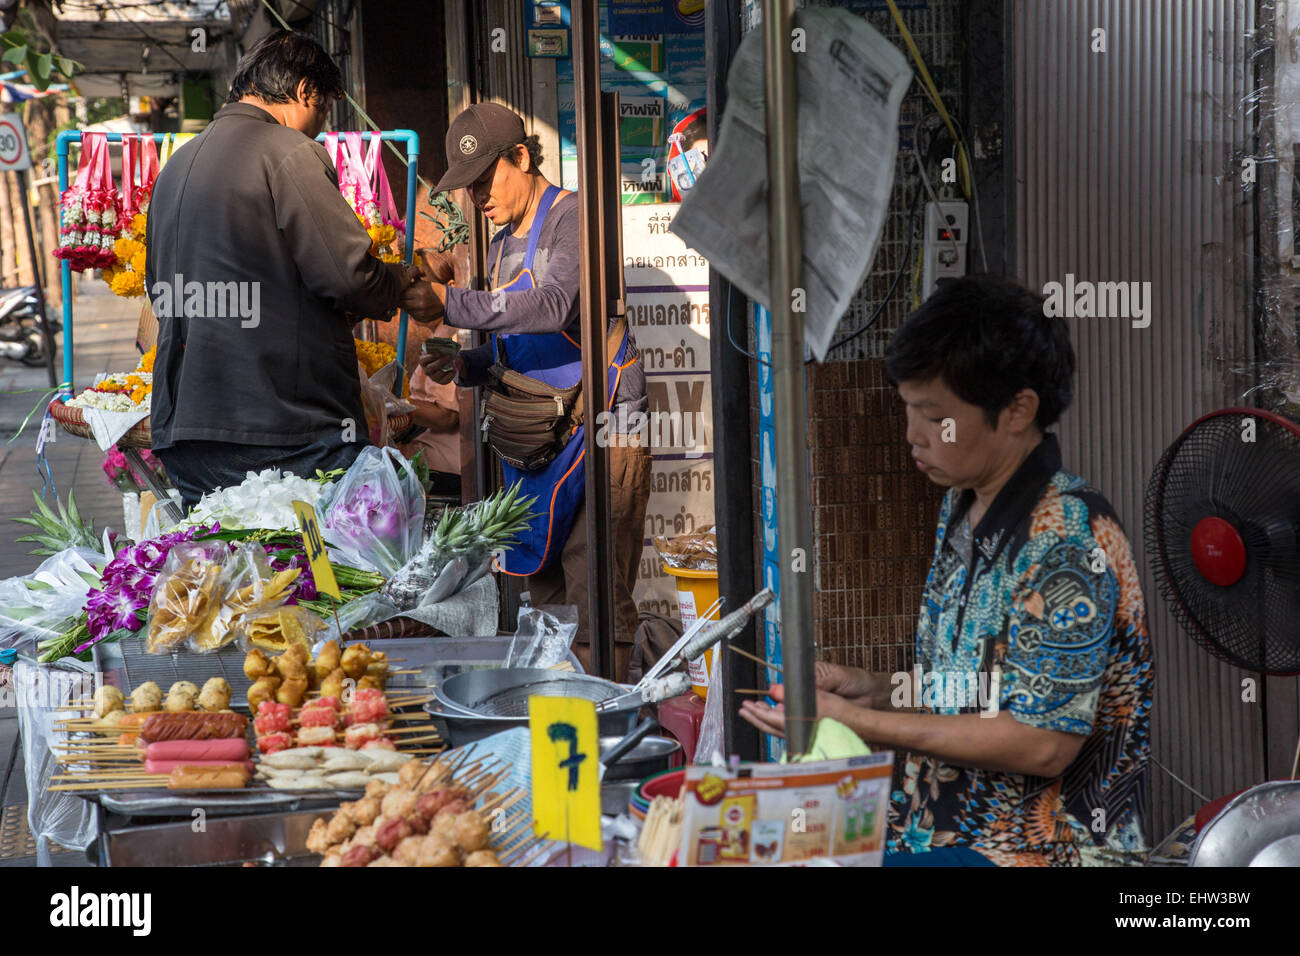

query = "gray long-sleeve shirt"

[
  {"left": 445, "top": 191, "right": 647, "bottom": 417},
  {"left": 146, "top": 103, "right": 404, "bottom": 449}
]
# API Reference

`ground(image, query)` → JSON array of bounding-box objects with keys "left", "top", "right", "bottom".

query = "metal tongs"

[{"left": 596, "top": 587, "right": 776, "bottom": 712}]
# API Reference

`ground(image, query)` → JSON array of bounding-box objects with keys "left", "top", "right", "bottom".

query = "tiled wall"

[
  {"left": 806, "top": 360, "right": 942, "bottom": 674},
  {"left": 744, "top": 0, "right": 961, "bottom": 673}
]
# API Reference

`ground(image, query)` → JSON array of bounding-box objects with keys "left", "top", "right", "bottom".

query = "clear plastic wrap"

[
  {"left": 191, "top": 542, "right": 301, "bottom": 653},
  {"left": 504, "top": 603, "right": 579, "bottom": 669},
  {"left": 358, "top": 360, "right": 417, "bottom": 449},
  {"left": 323, "top": 446, "right": 425, "bottom": 578},
  {"left": 0, "top": 548, "right": 106, "bottom": 649},
  {"left": 143, "top": 541, "right": 229, "bottom": 654},
  {"left": 13, "top": 656, "right": 99, "bottom": 859},
  {"left": 694, "top": 643, "right": 727, "bottom": 766},
  {"left": 653, "top": 526, "right": 719, "bottom": 572}
]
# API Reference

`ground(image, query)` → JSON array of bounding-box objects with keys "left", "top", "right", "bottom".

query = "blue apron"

[{"left": 491, "top": 185, "right": 630, "bottom": 576}]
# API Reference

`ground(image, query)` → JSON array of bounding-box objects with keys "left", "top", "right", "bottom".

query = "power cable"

[{"left": 98, "top": 0, "right": 199, "bottom": 74}]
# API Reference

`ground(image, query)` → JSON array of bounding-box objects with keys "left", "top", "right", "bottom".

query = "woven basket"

[
  {"left": 49, "top": 400, "right": 413, "bottom": 451},
  {"left": 48, "top": 398, "right": 152, "bottom": 447},
  {"left": 339, "top": 616, "right": 441, "bottom": 642}
]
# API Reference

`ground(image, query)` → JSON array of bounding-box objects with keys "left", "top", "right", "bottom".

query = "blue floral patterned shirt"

[{"left": 886, "top": 435, "right": 1153, "bottom": 866}]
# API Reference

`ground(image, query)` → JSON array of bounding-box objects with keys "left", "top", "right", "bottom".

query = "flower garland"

[
  {"left": 355, "top": 337, "right": 397, "bottom": 376},
  {"left": 102, "top": 211, "right": 149, "bottom": 299},
  {"left": 65, "top": 347, "right": 156, "bottom": 412}
]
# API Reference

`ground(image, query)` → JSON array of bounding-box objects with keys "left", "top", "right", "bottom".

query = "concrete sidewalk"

[
  {"left": 0, "top": 280, "right": 140, "bottom": 867},
  {"left": 0, "top": 282, "right": 142, "bottom": 579}
]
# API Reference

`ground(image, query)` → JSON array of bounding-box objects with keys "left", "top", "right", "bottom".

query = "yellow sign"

[
  {"left": 292, "top": 501, "right": 342, "bottom": 600},
  {"left": 529, "top": 696, "right": 602, "bottom": 851}
]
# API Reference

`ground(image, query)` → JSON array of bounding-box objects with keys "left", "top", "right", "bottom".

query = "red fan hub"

[{"left": 1190, "top": 517, "right": 1247, "bottom": 587}]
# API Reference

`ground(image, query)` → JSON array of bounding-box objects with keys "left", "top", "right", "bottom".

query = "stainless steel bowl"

[
  {"left": 425, "top": 667, "right": 642, "bottom": 746},
  {"left": 1191, "top": 780, "right": 1300, "bottom": 866}
]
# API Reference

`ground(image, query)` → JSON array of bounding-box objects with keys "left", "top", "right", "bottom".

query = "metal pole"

[
  {"left": 573, "top": 0, "right": 617, "bottom": 678},
  {"left": 17, "top": 166, "right": 57, "bottom": 389},
  {"left": 708, "top": 0, "right": 760, "bottom": 762},
  {"left": 763, "top": 0, "right": 815, "bottom": 755},
  {"left": 57, "top": 130, "right": 73, "bottom": 397}
]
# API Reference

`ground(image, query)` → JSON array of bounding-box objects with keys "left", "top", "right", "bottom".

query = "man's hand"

[
  {"left": 401, "top": 280, "right": 445, "bottom": 322},
  {"left": 419, "top": 350, "right": 465, "bottom": 385},
  {"left": 417, "top": 246, "right": 456, "bottom": 284}
]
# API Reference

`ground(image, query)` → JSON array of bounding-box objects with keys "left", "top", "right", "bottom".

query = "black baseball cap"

[{"left": 433, "top": 103, "right": 527, "bottom": 193}]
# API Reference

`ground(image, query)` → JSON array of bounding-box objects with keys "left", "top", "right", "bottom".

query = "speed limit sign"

[{"left": 0, "top": 114, "right": 33, "bottom": 172}]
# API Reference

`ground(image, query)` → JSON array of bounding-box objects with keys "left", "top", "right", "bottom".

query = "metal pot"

[
  {"left": 425, "top": 667, "right": 642, "bottom": 747},
  {"left": 1191, "top": 780, "right": 1300, "bottom": 866},
  {"left": 599, "top": 734, "right": 682, "bottom": 782}
]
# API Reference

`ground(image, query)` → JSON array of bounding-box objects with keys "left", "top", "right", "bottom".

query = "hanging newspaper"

[{"left": 669, "top": 6, "right": 912, "bottom": 361}]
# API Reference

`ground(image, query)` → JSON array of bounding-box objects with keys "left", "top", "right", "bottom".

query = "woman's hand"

[{"left": 737, "top": 682, "right": 852, "bottom": 740}]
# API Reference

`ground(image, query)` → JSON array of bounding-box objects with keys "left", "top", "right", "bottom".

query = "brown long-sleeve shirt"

[{"left": 146, "top": 103, "right": 404, "bottom": 449}]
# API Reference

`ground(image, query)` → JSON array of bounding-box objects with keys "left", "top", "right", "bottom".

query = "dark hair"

[
  {"left": 884, "top": 274, "right": 1075, "bottom": 430},
  {"left": 499, "top": 134, "right": 544, "bottom": 172},
  {"left": 226, "top": 30, "right": 345, "bottom": 106},
  {"left": 679, "top": 112, "right": 707, "bottom": 148}
]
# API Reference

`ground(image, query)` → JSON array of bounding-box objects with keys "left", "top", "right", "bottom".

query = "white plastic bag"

[
  {"left": 0, "top": 548, "right": 105, "bottom": 649},
  {"left": 322, "top": 445, "right": 425, "bottom": 577},
  {"left": 13, "top": 657, "right": 99, "bottom": 859},
  {"left": 694, "top": 646, "right": 727, "bottom": 765}
]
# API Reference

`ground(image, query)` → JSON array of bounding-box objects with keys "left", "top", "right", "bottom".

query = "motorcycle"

[{"left": 0, "top": 285, "right": 60, "bottom": 367}]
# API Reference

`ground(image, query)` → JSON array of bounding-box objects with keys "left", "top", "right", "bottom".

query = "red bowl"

[{"left": 638, "top": 767, "right": 686, "bottom": 802}]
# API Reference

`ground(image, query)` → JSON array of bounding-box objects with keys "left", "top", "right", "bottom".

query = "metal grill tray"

[
  {"left": 81, "top": 636, "right": 459, "bottom": 817},
  {"left": 93, "top": 634, "right": 446, "bottom": 710}
]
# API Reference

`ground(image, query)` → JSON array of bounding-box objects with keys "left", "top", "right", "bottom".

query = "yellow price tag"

[
  {"left": 529, "top": 696, "right": 602, "bottom": 852},
  {"left": 292, "top": 501, "right": 342, "bottom": 601}
]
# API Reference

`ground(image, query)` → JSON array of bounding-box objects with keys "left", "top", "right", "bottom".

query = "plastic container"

[
  {"left": 662, "top": 564, "right": 720, "bottom": 698},
  {"left": 0, "top": 647, "right": 15, "bottom": 689}
]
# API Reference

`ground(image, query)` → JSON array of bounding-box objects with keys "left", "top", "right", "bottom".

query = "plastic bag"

[
  {"left": 190, "top": 542, "right": 301, "bottom": 653},
  {"left": 236, "top": 603, "right": 328, "bottom": 655},
  {"left": 144, "top": 541, "right": 229, "bottom": 653},
  {"left": 13, "top": 657, "right": 99, "bottom": 858},
  {"left": 359, "top": 360, "right": 417, "bottom": 448},
  {"left": 504, "top": 602, "right": 579, "bottom": 669},
  {"left": 694, "top": 645, "right": 727, "bottom": 766},
  {"left": 0, "top": 548, "right": 106, "bottom": 649},
  {"left": 323, "top": 445, "right": 425, "bottom": 577}
]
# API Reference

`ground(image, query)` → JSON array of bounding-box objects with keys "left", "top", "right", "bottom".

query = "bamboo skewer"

[
  {"left": 727, "top": 642, "right": 784, "bottom": 675},
  {"left": 734, "top": 688, "right": 773, "bottom": 696}
]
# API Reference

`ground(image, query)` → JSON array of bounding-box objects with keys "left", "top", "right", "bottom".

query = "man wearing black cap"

[{"left": 418, "top": 103, "right": 651, "bottom": 680}]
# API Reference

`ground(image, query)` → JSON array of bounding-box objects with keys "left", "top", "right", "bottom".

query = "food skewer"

[{"left": 726, "top": 642, "right": 785, "bottom": 675}]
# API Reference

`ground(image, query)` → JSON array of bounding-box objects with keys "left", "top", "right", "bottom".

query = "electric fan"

[{"left": 1144, "top": 407, "right": 1300, "bottom": 674}]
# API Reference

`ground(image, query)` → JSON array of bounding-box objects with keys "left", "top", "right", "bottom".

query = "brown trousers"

[{"left": 527, "top": 441, "right": 653, "bottom": 682}]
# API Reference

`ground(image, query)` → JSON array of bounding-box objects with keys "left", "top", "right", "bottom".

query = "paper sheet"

[
  {"left": 80, "top": 406, "right": 150, "bottom": 451},
  {"left": 669, "top": 7, "right": 912, "bottom": 361}
]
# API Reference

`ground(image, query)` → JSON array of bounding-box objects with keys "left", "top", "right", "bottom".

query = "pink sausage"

[
  {"left": 145, "top": 758, "right": 255, "bottom": 775},
  {"left": 145, "top": 739, "right": 250, "bottom": 762}
]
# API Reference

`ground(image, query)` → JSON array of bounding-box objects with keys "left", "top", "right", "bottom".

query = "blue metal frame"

[{"left": 55, "top": 128, "right": 420, "bottom": 398}]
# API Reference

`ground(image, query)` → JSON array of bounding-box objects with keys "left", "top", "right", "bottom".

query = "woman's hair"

[
  {"left": 500, "top": 134, "right": 544, "bottom": 172},
  {"left": 226, "top": 30, "right": 345, "bottom": 105},
  {"left": 884, "top": 274, "right": 1076, "bottom": 430}
]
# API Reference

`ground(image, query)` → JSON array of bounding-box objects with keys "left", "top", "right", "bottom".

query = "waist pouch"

[
  {"left": 482, "top": 369, "right": 582, "bottom": 471},
  {"left": 481, "top": 319, "right": 626, "bottom": 472}
]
